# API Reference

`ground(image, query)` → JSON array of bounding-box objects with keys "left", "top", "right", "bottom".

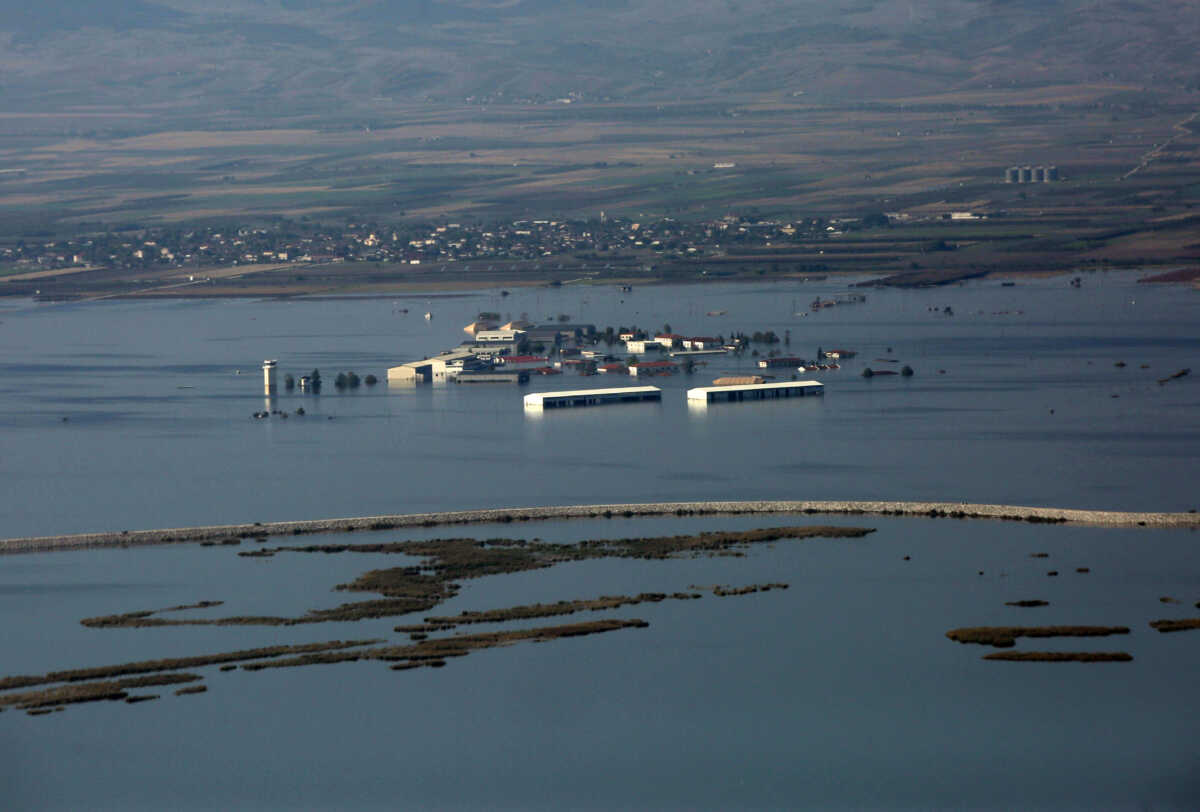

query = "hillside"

[
  {"left": 0, "top": 0, "right": 1197, "bottom": 123},
  {"left": 0, "top": 0, "right": 1198, "bottom": 257}
]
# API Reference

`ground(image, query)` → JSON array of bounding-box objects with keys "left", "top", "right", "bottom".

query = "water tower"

[{"left": 262, "top": 359, "right": 278, "bottom": 396}]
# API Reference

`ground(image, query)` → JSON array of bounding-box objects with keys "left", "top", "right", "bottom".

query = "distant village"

[{"left": 0, "top": 212, "right": 888, "bottom": 275}]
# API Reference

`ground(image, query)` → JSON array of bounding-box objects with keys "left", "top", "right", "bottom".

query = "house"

[
  {"left": 683, "top": 336, "right": 720, "bottom": 350},
  {"left": 625, "top": 339, "right": 662, "bottom": 355},
  {"left": 497, "top": 355, "right": 549, "bottom": 367},
  {"left": 523, "top": 326, "right": 566, "bottom": 345},
  {"left": 629, "top": 360, "right": 679, "bottom": 377},
  {"left": 474, "top": 329, "right": 525, "bottom": 343},
  {"left": 757, "top": 356, "right": 807, "bottom": 369},
  {"left": 529, "top": 323, "right": 596, "bottom": 342},
  {"left": 654, "top": 333, "right": 684, "bottom": 348}
]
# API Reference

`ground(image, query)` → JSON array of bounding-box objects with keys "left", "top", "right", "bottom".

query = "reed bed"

[
  {"left": 711, "top": 583, "right": 789, "bottom": 597},
  {"left": 80, "top": 526, "right": 869, "bottom": 629},
  {"left": 0, "top": 641, "right": 379, "bottom": 693},
  {"left": 1149, "top": 619, "right": 1200, "bottom": 633},
  {"left": 422, "top": 592, "right": 701, "bottom": 628},
  {"left": 983, "top": 652, "right": 1133, "bottom": 662},
  {"left": 236, "top": 618, "right": 650, "bottom": 673},
  {"left": 945, "top": 626, "right": 1130, "bottom": 648}
]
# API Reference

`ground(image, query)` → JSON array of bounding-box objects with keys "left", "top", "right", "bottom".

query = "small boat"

[
  {"left": 706, "top": 310, "right": 727, "bottom": 316},
  {"left": 424, "top": 312, "right": 432, "bottom": 320}
]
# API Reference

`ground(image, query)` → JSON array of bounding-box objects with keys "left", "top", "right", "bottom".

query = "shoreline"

[
  {"left": 15, "top": 270, "right": 854, "bottom": 302},
  {"left": 17, "top": 264, "right": 1162, "bottom": 303},
  {"left": 10, "top": 265, "right": 1183, "bottom": 303},
  {"left": 3, "top": 500, "right": 1197, "bottom": 555}
]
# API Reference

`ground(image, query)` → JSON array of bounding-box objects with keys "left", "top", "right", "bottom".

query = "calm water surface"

[
  {"left": 1, "top": 275, "right": 1198, "bottom": 809},
  {"left": 0, "top": 274, "right": 1197, "bottom": 538}
]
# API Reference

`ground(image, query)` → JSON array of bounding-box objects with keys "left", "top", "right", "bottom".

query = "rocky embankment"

[{"left": 3, "top": 501, "right": 1198, "bottom": 555}]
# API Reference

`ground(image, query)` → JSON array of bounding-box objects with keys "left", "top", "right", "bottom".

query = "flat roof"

[
  {"left": 524, "top": 386, "right": 662, "bottom": 406},
  {"left": 388, "top": 348, "right": 476, "bottom": 372},
  {"left": 687, "top": 380, "right": 823, "bottom": 400}
]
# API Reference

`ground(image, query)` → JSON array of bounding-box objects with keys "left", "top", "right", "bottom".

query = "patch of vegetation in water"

[
  {"left": 82, "top": 526, "right": 870, "bottom": 629},
  {"left": 1149, "top": 619, "right": 1200, "bottom": 633},
  {"left": 0, "top": 641, "right": 379, "bottom": 693},
  {"left": 240, "top": 618, "right": 650, "bottom": 673},
  {"left": 2, "top": 525, "right": 868, "bottom": 718},
  {"left": 945, "top": 626, "right": 1130, "bottom": 648},
  {"left": 420, "top": 591, "right": 704, "bottom": 628},
  {"left": 983, "top": 651, "right": 1133, "bottom": 662}
]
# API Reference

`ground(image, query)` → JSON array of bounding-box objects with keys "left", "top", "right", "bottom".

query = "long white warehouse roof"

[
  {"left": 524, "top": 386, "right": 662, "bottom": 408},
  {"left": 687, "top": 380, "right": 824, "bottom": 401}
]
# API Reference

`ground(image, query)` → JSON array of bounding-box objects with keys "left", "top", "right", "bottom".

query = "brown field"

[
  {"left": 2, "top": 78, "right": 1198, "bottom": 298},
  {"left": 0, "top": 266, "right": 102, "bottom": 282}
]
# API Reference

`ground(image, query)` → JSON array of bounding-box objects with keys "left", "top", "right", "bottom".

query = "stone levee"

[{"left": 3, "top": 501, "right": 1198, "bottom": 555}]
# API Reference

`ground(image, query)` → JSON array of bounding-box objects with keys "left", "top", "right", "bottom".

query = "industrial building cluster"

[
  {"left": 386, "top": 316, "right": 743, "bottom": 385},
  {"left": 387, "top": 321, "right": 601, "bottom": 384},
  {"left": 379, "top": 312, "right": 832, "bottom": 411},
  {"left": 1005, "top": 165, "right": 1059, "bottom": 183}
]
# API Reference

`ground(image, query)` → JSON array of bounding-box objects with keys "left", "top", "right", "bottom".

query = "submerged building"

[
  {"left": 387, "top": 349, "right": 477, "bottom": 382},
  {"left": 686, "top": 380, "right": 824, "bottom": 404},
  {"left": 523, "top": 386, "right": 662, "bottom": 409}
]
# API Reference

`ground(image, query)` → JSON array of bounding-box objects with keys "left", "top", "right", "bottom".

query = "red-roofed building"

[{"left": 630, "top": 360, "right": 680, "bottom": 377}]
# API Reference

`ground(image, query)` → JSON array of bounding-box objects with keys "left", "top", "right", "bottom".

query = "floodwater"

[
  {"left": 1, "top": 274, "right": 1198, "bottom": 810},
  {"left": 1, "top": 274, "right": 1197, "bottom": 539}
]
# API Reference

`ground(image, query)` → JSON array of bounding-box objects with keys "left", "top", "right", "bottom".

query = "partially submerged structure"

[
  {"left": 687, "top": 380, "right": 823, "bottom": 404},
  {"left": 523, "top": 386, "right": 662, "bottom": 410},
  {"left": 387, "top": 349, "right": 478, "bottom": 383}
]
